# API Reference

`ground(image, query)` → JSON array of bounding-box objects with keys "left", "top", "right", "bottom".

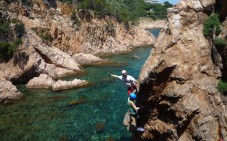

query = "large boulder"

[{"left": 0, "top": 77, "right": 23, "bottom": 104}]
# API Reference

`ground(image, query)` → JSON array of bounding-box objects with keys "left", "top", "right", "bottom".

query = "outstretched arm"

[{"left": 108, "top": 73, "right": 120, "bottom": 79}]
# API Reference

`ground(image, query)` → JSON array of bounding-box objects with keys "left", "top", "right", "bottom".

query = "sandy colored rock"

[
  {"left": 52, "top": 78, "right": 89, "bottom": 91},
  {"left": 73, "top": 53, "right": 105, "bottom": 66},
  {"left": 26, "top": 74, "right": 55, "bottom": 89}
]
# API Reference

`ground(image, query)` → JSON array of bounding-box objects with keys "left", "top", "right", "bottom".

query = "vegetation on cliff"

[
  {"left": 75, "top": 0, "right": 172, "bottom": 23},
  {"left": 203, "top": 13, "right": 227, "bottom": 93},
  {"left": 214, "top": 38, "right": 227, "bottom": 47},
  {"left": 0, "top": 14, "right": 25, "bottom": 62},
  {"left": 218, "top": 80, "right": 227, "bottom": 93},
  {"left": 203, "top": 14, "right": 222, "bottom": 37}
]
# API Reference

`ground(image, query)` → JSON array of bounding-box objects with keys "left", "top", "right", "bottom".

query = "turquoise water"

[{"left": 0, "top": 29, "right": 159, "bottom": 141}]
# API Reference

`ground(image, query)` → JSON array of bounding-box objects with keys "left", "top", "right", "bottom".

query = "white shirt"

[{"left": 117, "top": 75, "right": 136, "bottom": 87}]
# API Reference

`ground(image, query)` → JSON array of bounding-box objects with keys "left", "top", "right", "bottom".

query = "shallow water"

[{"left": 0, "top": 29, "right": 159, "bottom": 141}]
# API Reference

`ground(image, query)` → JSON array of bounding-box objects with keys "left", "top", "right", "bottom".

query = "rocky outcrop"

[
  {"left": 136, "top": 0, "right": 227, "bottom": 141},
  {"left": 52, "top": 79, "right": 89, "bottom": 91},
  {"left": 0, "top": 44, "right": 83, "bottom": 102},
  {"left": 139, "top": 18, "right": 166, "bottom": 29},
  {"left": 74, "top": 53, "right": 104, "bottom": 66},
  {"left": 26, "top": 74, "right": 55, "bottom": 89},
  {"left": 27, "top": 74, "right": 88, "bottom": 91}
]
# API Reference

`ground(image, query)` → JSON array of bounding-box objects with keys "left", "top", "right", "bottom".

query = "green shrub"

[
  {"left": 214, "top": 38, "right": 226, "bottom": 47},
  {"left": 0, "top": 22, "right": 11, "bottom": 40},
  {"left": 0, "top": 39, "right": 22, "bottom": 61},
  {"left": 0, "top": 16, "right": 25, "bottom": 61},
  {"left": 75, "top": 0, "right": 162, "bottom": 23},
  {"left": 40, "top": 33, "right": 53, "bottom": 42},
  {"left": 15, "top": 22, "right": 25, "bottom": 38},
  {"left": 203, "top": 14, "right": 222, "bottom": 37},
  {"left": 218, "top": 80, "right": 227, "bottom": 92}
]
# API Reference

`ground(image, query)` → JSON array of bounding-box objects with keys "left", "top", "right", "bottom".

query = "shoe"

[{"left": 137, "top": 127, "right": 144, "bottom": 132}]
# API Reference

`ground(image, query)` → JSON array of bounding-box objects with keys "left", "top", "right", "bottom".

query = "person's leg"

[{"left": 134, "top": 114, "right": 144, "bottom": 132}]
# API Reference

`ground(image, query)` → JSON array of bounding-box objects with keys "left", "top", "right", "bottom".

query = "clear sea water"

[{"left": 0, "top": 29, "right": 159, "bottom": 141}]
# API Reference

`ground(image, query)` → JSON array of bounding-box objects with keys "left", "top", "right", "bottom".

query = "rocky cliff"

[
  {"left": 137, "top": 0, "right": 227, "bottom": 140},
  {"left": 7, "top": 0, "right": 155, "bottom": 55},
  {"left": 0, "top": 0, "right": 155, "bottom": 103}
]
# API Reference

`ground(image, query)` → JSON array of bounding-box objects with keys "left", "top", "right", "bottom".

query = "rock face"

[
  {"left": 137, "top": 0, "right": 227, "bottom": 141},
  {"left": 11, "top": 1, "right": 155, "bottom": 55}
]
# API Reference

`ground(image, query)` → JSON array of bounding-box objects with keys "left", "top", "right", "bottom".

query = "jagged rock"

[
  {"left": 26, "top": 74, "right": 55, "bottom": 89},
  {"left": 52, "top": 79, "right": 89, "bottom": 91},
  {"left": 73, "top": 53, "right": 105, "bottom": 66},
  {"left": 137, "top": 0, "right": 227, "bottom": 140}
]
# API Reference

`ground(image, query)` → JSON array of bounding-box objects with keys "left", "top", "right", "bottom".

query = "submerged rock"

[
  {"left": 96, "top": 122, "right": 105, "bottom": 134},
  {"left": 68, "top": 99, "right": 87, "bottom": 107}
]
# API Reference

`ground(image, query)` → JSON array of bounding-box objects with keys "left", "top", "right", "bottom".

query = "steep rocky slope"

[{"left": 137, "top": 0, "right": 227, "bottom": 140}]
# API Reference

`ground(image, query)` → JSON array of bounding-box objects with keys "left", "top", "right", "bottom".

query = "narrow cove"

[{"left": 0, "top": 29, "right": 160, "bottom": 141}]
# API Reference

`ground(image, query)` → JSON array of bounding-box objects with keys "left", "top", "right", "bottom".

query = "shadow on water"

[{"left": 0, "top": 29, "right": 160, "bottom": 141}]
